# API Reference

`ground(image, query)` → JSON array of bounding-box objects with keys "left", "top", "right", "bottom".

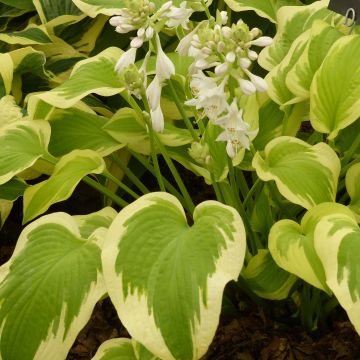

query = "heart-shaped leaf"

[
  {"left": 102, "top": 192, "right": 246, "bottom": 360},
  {"left": 0, "top": 212, "right": 108, "bottom": 360},
  {"left": 313, "top": 204, "right": 360, "bottom": 334},
  {"left": 252, "top": 136, "right": 340, "bottom": 209}
]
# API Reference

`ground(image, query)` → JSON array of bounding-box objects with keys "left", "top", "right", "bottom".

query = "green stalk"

[
  {"left": 82, "top": 176, "right": 128, "bottom": 208},
  {"left": 341, "top": 133, "right": 360, "bottom": 167},
  {"left": 125, "top": 91, "right": 166, "bottom": 192},
  {"left": 154, "top": 135, "right": 195, "bottom": 213},
  {"left": 103, "top": 170, "right": 140, "bottom": 199},
  {"left": 201, "top": 0, "right": 213, "bottom": 20},
  {"left": 210, "top": 173, "right": 224, "bottom": 203},
  {"left": 340, "top": 157, "right": 360, "bottom": 177},
  {"left": 236, "top": 169, "right": 250, "bottom": 201},
  {"left": 168, "top": 80, "right": 199, "bottom": 141},
  {"left": 243, "top": 178, "right": 262, "bottom": 210},
  {"left": 110, "top": 154, "right": 150, "bottom": 194},
  {"left": 129, "top": 150, "right": 185, "bottom": 201}
]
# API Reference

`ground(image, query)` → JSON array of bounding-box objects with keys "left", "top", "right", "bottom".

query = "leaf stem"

[
  {"left": 82, "top": 176, "right": 128, "bottom": 208},
  {"left": 167, "top": 79, "right": 199, "bottom": 141}
]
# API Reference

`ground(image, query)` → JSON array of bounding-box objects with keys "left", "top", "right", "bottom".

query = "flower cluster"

[
  {"left": 109, "top": 0, "right": 194, "bottom": 132},
  {"left": 178, "top": 14, "right": 272, "bottom": 157}
]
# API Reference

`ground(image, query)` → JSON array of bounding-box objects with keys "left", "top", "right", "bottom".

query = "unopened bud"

[
  {"left": 247, "top": 50, "right": 258, "bottom": 60},
  {"left": 250, "top": 36, "right": 273, "bottom": 47},
  {"left": 239, "top": 57, "right": 251, "bottom": 69}
]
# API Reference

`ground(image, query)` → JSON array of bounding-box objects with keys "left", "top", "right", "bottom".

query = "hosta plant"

[{"left": 0, "top": 0, "right": 360, "bottom": 359}]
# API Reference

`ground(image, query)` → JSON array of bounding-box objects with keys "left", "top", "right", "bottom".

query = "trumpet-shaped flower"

[
  {"left": 155, "top": 34, "right": 175, "bottom": 80},
  {"left": 115, "top": 47, "right": 137, "bottom": 72},
  {"left": 215, "top": 99, "right": 258, "bottom": 157},
  {"left": 150, "top": 105, "right": 165, "bottom": 132},
  {"left": 146, "top": 75, "right": 161, "bottom": 109},
  {"left": 165, "top": 2, "right": 193, "bottom": 28},
  {"left": 186, "top": 89, "right": 228, "bottom": 120}
]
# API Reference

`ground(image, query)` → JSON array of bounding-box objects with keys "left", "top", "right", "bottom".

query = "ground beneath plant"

[
  {"left": 67, "top": 297, "right": 360, "bottom": 360},
  {"left": 1, "top": 181, "right": 360, "bottom": 360}
]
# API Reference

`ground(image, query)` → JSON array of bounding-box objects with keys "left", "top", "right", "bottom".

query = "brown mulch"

[{"left": 66, "top": 297, "right": 360, "bottom": 360}]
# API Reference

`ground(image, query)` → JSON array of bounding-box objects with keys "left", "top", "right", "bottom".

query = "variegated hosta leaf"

[
  {"left": 242, "top": 249, "right": 297, "bottom": 300},
  {"left": 33, "top": 0, "right": 83, "bottom": 23},
  {"left": 33, "top": 47, "right": 124, "bottom": 109},
  {"left": 10, "top": 47, "right": 50, "bottom": 80},
  {"left": 102, "top": 192, "right": 246, "bottom": 360},
  {"left": 258, "top": 0, "right": 339, "bottom": 71},
  {"left": 74, "top": 206, "right": 118, "bottom": 239},
  {"left": 0, "top": 0, "right": 35, "bottom": 10},
  {"left": 104, "top": 108, "right": 194, "bottom": 155},
  {"left": 345, "top": 163, "right": 360, "bottom": 222},
  {"left": 23, "top": 149, "right": 106, "bottom": 223},
  {"left": 223, "top": 0, "right": 301, "bottom": 23},
  {"left": 92, "top": 338, "right": 160, "bottom": 360},
  {"left": 0, "top": 95, "right": 23, "bottom": 126},
  {"left": 310, "top": 35, "right": 360, "bottom": 139},
  {"left": 313, "top": 204, "right": 360, "bottom": 333},
  {"left": 266, "top": 30, "right": 310, "bottom": 106},
  {"left": 0, "top": 178, "right": 27, "bottom": 201},
  {"left": 286, "top": 20, "right": 343, "bottom": 102},
  {"left": 0, "top": 53, "right": 13, "bottom": 97},
  {"left": 0, "top": 120, "right": 51, "bottom": 185},
  {"left": 72, "top": 0, "right": 125, "bottom": 17},
  {"left": 268, "top": 203, "right": 350, "bottom": 292},
  {"left": 0, "top": 199, "right": 13, "bottom": 228},
  {"left": 0, "top": 24, "right": 52, "bottom": 45},
  {"left": 0, "top": 212, "right": 107, "bottom": 360},
  {"left": 72, "top": 0, "right": 182, "bottom": 17},
  {"left": 252, "top": 136, "right": 340, "bottom": 209},
  {"left": 49, "top": 108, "right": 124, "bottom": 157}
]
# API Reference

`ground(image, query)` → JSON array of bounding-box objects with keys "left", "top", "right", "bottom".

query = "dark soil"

[
  {"left": 67, "top": 296, "right": 360, "bottom": 360},
  {"left": 1, "top": 180, "right": 360, "bottom": 360}
]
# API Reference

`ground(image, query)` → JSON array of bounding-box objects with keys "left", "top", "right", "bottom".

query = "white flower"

[
  {"left": 155, "top": 34, "right": 175, "bottom": 80},
  {"left": 146, "top": 75, "right": 162, "bottom": 109},
  {"left": 130, "top": 36, "right": 144, "bottom": 48},
  {"left": 226, "top": 52, "right": 236, "bottom": 63},
  {"left": 150, "top": 105, "right": 164, "bottom": 132},
  {"left": 115, "top": 47, "right": 137, "bottom": 72},
  {"left": 186, "top": 81, "right": 228, "bottom": 120},
  {"left": 189, "top": 71, "right": 217, "bottom": 96},
  {"left": 146, "top": 75, "right": 164, "bottom": 132},
  {"left": 115, "top": 23, "right": 136, "bottom": 33},
  {"left": 214, "top": 100, "right": 258, "bottom": 156},
  {"left": 250, "top": 36, "right": 273, "bottom": 47},
  {"left": 244, "top": 69, "right": 268, "bottom": 92},
  {"left": 145, "top": 26, "right": 154, "bottom": 39},
  {"left": 165, "top": 2, "right": 193, "bottom": 28},
  {"left": 239, "top": 57, "right": 251, "bottom": 69},
  {"left": 238, "top": 79, "right": 256, "bottom": 95},
  {"left": 214, "top": 62, "right": 228, "bottom": 75},
  {"left": 247, "top": 50, "right": 258, "bottom": 61},
  {"left": 219, "top": 11, "right": 228, "bottom": 25}
]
